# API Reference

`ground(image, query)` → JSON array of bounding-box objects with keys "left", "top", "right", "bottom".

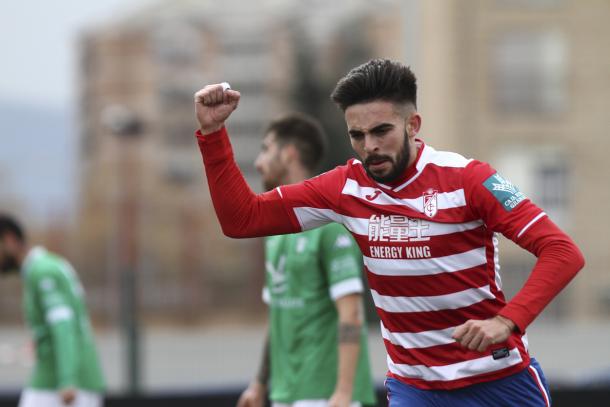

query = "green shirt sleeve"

[
  {"left": 319, "top": 224, "right": 364, "bottom": 300},
  {"left": 35, "top": 269, "right": 78, "bottom": 389}
]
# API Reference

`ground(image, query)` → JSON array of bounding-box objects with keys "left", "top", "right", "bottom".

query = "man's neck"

[{"left": 284, "top": 165, "right": 311, "bottom": 185}]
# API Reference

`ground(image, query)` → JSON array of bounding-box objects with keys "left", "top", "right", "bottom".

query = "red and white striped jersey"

[
  {"left": 276, "top": 140, "right": 545, "bottom": 389},
  {"left": 197, "top": 128, "right": 584, "bottom": 391}
]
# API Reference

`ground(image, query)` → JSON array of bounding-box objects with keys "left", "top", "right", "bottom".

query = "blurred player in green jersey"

[
  {"left": 0, "top": 214, "right": 105, "bottom": 407},
  {"left": 236, "top": 115, "right": 376, "bottom": 407}
]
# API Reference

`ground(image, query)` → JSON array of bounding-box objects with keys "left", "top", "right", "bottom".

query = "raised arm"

[{"left": 194, "top": 84, "right": 301, "bottom": 238}]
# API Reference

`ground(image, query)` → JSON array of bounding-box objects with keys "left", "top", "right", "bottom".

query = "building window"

[{"left": 491, "top": 30, "right": 567, "bottom": 116}]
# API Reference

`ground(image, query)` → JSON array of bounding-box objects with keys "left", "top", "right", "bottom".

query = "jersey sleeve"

[
  {"left": 462, "top": 160, "right": 545, "bottom": 240},
  {"left": 34, "top": 268, "right": 78, "bottom": 389},
  {"left": 463, "top": 160, "right": 585, "bottom": 331},
  {"left": 319, "top": 224, "right": 364, "bottom": 301},
  {"left": 197, "top": 128, "right": 343, "bottom": 237},
  {"left": 278, "top": 167, "right": 347, "bottom": 231}
]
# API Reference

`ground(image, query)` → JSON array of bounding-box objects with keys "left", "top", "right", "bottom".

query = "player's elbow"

[
  {"left": 220, "top": 223, "right": 254, "bottom": 239},
  {"left": 572, "top": 244, "right": 586, "bottom": 273}
]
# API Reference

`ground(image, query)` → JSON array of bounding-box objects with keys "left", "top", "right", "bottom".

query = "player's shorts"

[
  {"left": 272, "top": 401, "right": 361, "bottom": 407},
  {"left": 18, "top": 388, "right": 103, "bottom": 407},
  {"left": 385, "top": 358, "right": 551, "bottom": 407}
]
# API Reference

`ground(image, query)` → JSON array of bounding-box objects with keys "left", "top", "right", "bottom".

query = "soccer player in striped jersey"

[
  {"left": 236, "top": 114, "right": 376, "bottom": 407},
  {"left": 193, "top": 59, "right": 584, "bottom": 406},
  {"left": 0, "top": 214, "right": 105, "bottom": 407}
]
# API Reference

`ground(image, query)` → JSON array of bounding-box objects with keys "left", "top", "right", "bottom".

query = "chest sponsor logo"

[
  {"left": 423, "top": 188, "right": 438, "bottom": 218},
  {"left": 483, "top": 172, "right": 526, "bottom": 211},
  {"left": 368, "top": 215, "right": 430, "bottom": 242},
  {"left": 369, "top": 245, "right": 431, "bottom": 259}
]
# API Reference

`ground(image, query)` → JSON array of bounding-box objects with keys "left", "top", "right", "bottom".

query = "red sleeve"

[
  {"left": 197, "top": 127, "right": 300, "bottom": 238},
  {"left": 497, "top": 217, "right": 584, "bottom": 331},
  {"left": 463, "top": 160, "right": 585, "bottom": 331}
]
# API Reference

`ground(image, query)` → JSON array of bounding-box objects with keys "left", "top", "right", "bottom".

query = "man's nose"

[
  {"left": 254, "top": 156, "right": 263, "bottom": 173},
  {"left": 363, "top": 134, "right": 379, "bottom": 154}
]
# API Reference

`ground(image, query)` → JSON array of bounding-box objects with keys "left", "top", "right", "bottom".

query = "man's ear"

[
  {"left": 407, "top": 112, "right": 422, "bottom": 138},
  {"left": 280, "top": 143, "right": 299, "bottom": 164}
]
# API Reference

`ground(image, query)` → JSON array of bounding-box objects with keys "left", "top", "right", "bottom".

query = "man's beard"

[
  {"left": 0, "top": 255, "right": 19, "bottom": 274},
  {"left": 363, "top": 132, "right": 411, "bottom": 184}
]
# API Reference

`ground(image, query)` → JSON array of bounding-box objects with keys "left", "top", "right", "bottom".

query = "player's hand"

[
  {"left": 328, "top": 389, "right": 351, "bottom": 407},
  {"left": 236, "top": 380, "right": 266, "bottom": 407},
  {"left": 60, "top": 387, "right": 77, "bottom": 405},
  {"left": 194, "top": 83, "right": 241, "bottom": 135},
  {"left": 452, "top": 315, "right": 515, "bottom": 352}
]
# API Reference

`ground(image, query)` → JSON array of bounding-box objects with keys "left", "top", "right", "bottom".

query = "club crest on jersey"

[{"left": 422, "top": 189, "right": 438, "bottom": 218}]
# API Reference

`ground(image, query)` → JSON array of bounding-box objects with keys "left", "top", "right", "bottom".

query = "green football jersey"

[
  {"left": 21, "top": 246, "right": 105, "bottom": 392},
  {"left": 263, "top": 223, "right": 376, "bottom": 405}
]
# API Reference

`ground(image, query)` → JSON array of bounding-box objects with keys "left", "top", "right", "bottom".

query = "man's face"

[
  {"left": 0, "top": 235, "right": 20, "bottom": 274},
  {"left": 345, "top": 100, "right": 419, "bottom": 184},
  {"left": 254, "top": 132, "right": 289, "bottom": 191}
]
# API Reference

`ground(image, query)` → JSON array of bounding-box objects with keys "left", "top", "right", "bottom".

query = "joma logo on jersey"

[
  {"left": 483, "top": 173, "right": 526, "bottom": 211},
  {"left": 423, "top": 189, "right": 438, "bottom": 218},
  {"left": 368, "top": 214, "right": 430, "bottom": 242}
]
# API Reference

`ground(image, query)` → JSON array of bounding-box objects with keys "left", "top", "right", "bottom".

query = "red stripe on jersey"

[
  {"left": 376, "top": 299, "right": 503, "bottom": 333},
  {"left": 366, "top": 265, "right": 490, "bottom": 297},
  {"left": 383, "top": 338, "right": 522, "bottom": 367}
]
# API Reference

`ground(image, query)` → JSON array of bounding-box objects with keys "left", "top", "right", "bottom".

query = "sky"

[{"left": 0, "top": 0, "right": 154, "bottom": 224}]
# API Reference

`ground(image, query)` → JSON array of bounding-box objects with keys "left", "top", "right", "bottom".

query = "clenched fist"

[
  {"left": 194, "top": 83, "right": 241, "bottom": 135},
  {"left": 452, "top": 315, "right": 515, "bottom": 352}
]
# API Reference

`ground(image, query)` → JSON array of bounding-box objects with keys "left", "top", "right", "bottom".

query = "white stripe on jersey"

[
  {"left": 293, "top": 207, "right": 341, "bottom": 230},
  {"left": 387, "top": 348, "right": 523, "bottom": 382},
  {"left": 381, "top": 322, "right": 456, "bottom": 349},
  {"left": 371, "top": 284, "right": 495, "bottom": 313},
  {"left": 517, "top": 212, "right": 547, "bottom": 239},
  {"left": 364, "top": 246, "right": 487, "bottom": 276},
  {"left": 341, "top": 179, "right": 467, "bottom": 211},
  {"left": 292, "top": 206, "right": 484, "bottom": 236},
  {"left": 492, "top": 233, "right": 503, "bottom": 291},
  {"left": 394, "top": 145, "right": 473, "bottom": 192}
]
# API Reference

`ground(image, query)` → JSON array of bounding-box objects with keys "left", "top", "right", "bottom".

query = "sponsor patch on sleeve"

[{"left": 483, "top": 172, "right": 526, "bottom": 211}]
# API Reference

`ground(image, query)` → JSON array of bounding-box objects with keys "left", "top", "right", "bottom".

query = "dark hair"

[
  {"left": 0, "top": 214, "right": 25, "bottom": 242},
  {"left": 265, "top": 113, "right": 327, "bottom": 173},
  {"left": 331, "top": 58, "right": 417, "bottom": 111}
]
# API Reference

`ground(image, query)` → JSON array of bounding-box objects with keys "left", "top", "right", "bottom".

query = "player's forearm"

[
  {"left": 499, "top": 217, "right": 585, "bottom": 331},
  {"left": 49, "top": 320, "right": 79, "bottom": 388},
  {"left": 256, "top": 334, "right": 270, "bottom": 386},
  {"left": 196, "top": 128, "right": 300, "bottom": 238},
  {"left": 335, "top": 322, "right": 361, "bottom": 397}
]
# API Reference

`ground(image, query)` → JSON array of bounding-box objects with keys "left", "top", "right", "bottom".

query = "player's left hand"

[
  {"left": 60, "top": 387, "right": 77, "bottom": 405},
  {"left": 328, "top": 389, "right": 351, "bottom": 407},
  {"left": 452, "top": 315, "right": 515, "bottom": 352}
]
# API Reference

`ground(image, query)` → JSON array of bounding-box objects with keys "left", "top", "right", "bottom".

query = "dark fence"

[{"left": 1, "top": 386, "right": 610, "bottom": 406}]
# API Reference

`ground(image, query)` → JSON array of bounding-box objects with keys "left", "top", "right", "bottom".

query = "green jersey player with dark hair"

[
  {"left": 0, "top": 214, "right": 105, "bottom": 407},
  {"left": 236, "top": 114, "right": 376, "bottom": 407}
]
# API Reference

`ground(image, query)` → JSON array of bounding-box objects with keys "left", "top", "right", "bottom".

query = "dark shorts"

[{"left": 385, "top": 358, "right": 551, "bottom": 406}]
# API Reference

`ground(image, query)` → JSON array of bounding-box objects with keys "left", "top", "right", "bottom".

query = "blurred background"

[{"left": 1, "top": 0, "right": 609, "bottom": 405}]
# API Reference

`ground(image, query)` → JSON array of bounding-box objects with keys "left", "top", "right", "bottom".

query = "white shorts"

[
  {"left": 18, "top": 388, "right": 103, "bottom": 407},
  {"left": 272, "top": 401, "right": 361, "bottom": 407}
]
